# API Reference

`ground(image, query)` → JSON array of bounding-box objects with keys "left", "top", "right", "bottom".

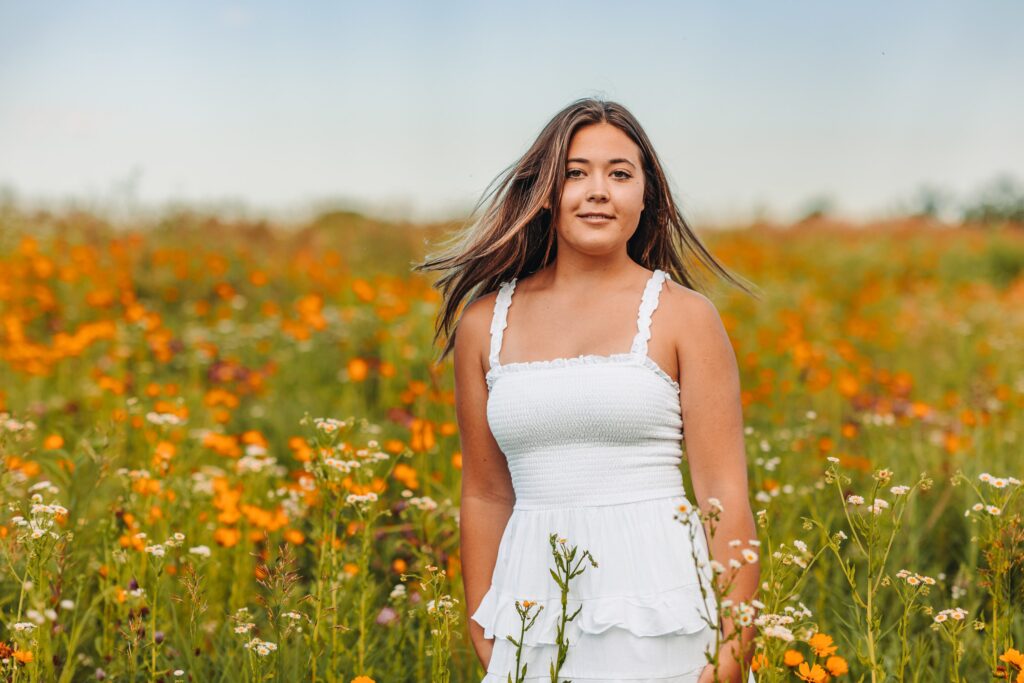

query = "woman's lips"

[{"left": 577, "top": 214, "right": 614, "bottom": 224}]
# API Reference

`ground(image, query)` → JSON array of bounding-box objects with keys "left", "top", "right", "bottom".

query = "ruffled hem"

[
  {"left": 481, "top": 668, "right": 709, "bottom": 682},
  {"left": 469, "top": 496, "right": 718, "bottom": 646},
  {"left": 472, "top": 581, "right": 716, "bottom": 646}
]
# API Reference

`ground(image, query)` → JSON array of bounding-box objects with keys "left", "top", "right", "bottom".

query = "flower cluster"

[
  {"left": 894, "top": 569, "right": 936, "bottom": 587},
  {"left": 345, "top": 492, "right": 378, "bottom": 507},
  {"left": 933, "top": 607, "right": 968, "bottom": 624},
  {"left": 243, "top": 637, "right": 278, "bottom": 656},
  {"left": 978, "top": 472, "right": 1021, "bottom": 488}
]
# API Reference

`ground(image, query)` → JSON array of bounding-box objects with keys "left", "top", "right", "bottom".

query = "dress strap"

[
  {"left": 489, "top": 277, "right": 518, "bottom": 369},
  {"left": 630, "top": 269, "right": 670, "bottom": 357}
]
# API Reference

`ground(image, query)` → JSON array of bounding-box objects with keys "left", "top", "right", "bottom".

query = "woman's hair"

[{"left": 413, "top": 96, "right": 759, "bottom": 362}]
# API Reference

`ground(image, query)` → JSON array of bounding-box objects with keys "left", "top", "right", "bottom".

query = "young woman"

[{"left": 416, "top": 98, "right": 761, "bottom": 682}]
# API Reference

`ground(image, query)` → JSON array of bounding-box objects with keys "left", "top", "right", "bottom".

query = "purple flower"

[{"left": 376, "top": 606, "right": 399, "bottom": 626}]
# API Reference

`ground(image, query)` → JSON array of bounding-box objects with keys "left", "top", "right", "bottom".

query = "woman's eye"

[
  {"left": 566, "top": 168, "right": 584, "bottom": 178},
  {"left": 612, "top": 170, "right": 632, "bottom": 179}
]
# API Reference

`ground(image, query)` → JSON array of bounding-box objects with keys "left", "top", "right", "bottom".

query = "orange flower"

[
  {"left": 351, "top": 676, "right": 375, "bottom": 683},
  {"left": 213, "top": 527, "right": 241, "bottom": 547},
  {"left": 1001, "top": 648, "right": 1024, "bottom": 668},
  {"left": 750, "top": 653, "right": 769, "bottom": 672},
  {"left": 826, "top": 655, "right": 848, "bottom": 676},
  {"left": 43, "top": 434, "right": 64, "bottom": 450},
  {"left": 13, "top": 649, "right": 34, "bottom": 664},
  {"left": 784, "top": 649, "right": 805, "bottom": 667},
  {"left": 808, "top": 632, "right": 838, "bottom": 657},
  {"left": 347, "top": 357, "right": 369, "bottom": 382},
  {"left": 797, "top": 662, "right": 828, "bottom": 683}
]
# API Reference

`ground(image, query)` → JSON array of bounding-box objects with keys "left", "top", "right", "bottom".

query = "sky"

[{"left": 1, "top": 1, "right": 1022, "bottom": 225}]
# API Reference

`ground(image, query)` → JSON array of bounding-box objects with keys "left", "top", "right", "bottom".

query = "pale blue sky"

[{"left": 1, "top": 1, "right": 1022, "bottom": 224}]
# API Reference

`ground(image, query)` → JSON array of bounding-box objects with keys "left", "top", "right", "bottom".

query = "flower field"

[{"left": 0, "top": 209, "right": 1023, "bottom": 682}]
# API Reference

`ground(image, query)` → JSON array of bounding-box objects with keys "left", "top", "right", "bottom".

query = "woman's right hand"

[{"left": 474, "top": 637, "right": 494, "bottom": 672}]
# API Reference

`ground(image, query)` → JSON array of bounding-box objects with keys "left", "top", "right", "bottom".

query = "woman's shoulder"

[{"left": 659, "top": 276, "right": 727, "bottom": 341}]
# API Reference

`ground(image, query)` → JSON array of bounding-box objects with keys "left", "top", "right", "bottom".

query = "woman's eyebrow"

[{"left": 567, "top": 157, "right": 637, "bottom": 169}]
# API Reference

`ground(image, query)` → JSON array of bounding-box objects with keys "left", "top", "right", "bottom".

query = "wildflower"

[
  {"left": 797, "top": 661, "right": 828, "bottom": 682},
  {"left": 763, "top": 624, "right": 795, "bottom": 641},
  {"left": 999, "top": 648, "right": 1024, "bottom": 668},
  {"left": 351, "top": 677, "right": 376, "bottom": 683},
  {"left": 808, "top": 632, "right": 838, "bottom": 657},
  {"left": 12, "top": 622, "right": 36, "bottom": 632},
  {"left": 144, "top": 544, "right": 166, "bottom": 557},
  {"left": 933, "top": 607, "right": 968, "bottom": 623},
  {"left": 825, "top": 655, "right": 849, "bottom": 675},
  {"left": 986, "top": 505, "right": 1002, "bottom": 516},
  {"left": 846, "top": 495, "right": 864, "bottom": 505},
  {"left": 376, "top": 606, "right": 399, "bottom": 625},
  {"left": 13, "top": 649, "right": 33, "bottom": 664},
  {"left": 189, "top": 545, "right": 212, "bottom": 558},
  {"left": 875, "top": 468, "right": 893, "bottom": 482},
  {"left": 243, "top": 637, "right": 277, "bottom": 655},
  {"left": 407, "top": 496, "right": 438, "bottom": 512},
  {"left": 979, "top": 472, "right": 992, "bottom": 483},
  {"left": 784, "top": 649, "right": 805, "bottom": 666},
  {"left": 741, "top": 548, "right": 759, "bottom": 563},
  {"left": 313, "top": 417, "right": 347, "bottom": 433},
  {"left": 869, "top": 498, "right": 890, "bottom": 515},
  {"left": 706, "top": 497, "right": 724, "bottom": 512},
  {"left": 890, "top": 485, "right": 910, "bottom": 495},
  {"left": 826, "top": 456, "right": 840, "bottom": 463},
  {"left": 346, "top": 492, "right": 378, "bottom": 506}
]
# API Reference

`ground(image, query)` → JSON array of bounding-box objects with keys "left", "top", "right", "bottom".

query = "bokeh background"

[{"left": 0, "top": 2, "right": 1022, "bottom": 682}]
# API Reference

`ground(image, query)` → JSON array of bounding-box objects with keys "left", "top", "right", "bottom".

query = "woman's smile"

[{"left": 577, "top": 212, "right": 615, "bottom": 224}]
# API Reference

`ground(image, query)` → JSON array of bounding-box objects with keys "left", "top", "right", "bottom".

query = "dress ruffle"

[{"left": 470, "top": 495, "right": 718, "bottom": 647}]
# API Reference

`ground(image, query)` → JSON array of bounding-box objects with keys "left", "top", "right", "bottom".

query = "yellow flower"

[
  {"left": 784, "top": 649, "right": 805, "bottom": 667},
  {"left": 826, "top": 655, "right": 849, "bottom": 676},
  {"left": 808, "top": 632, "right": 839, "bottom": 657},
  {"left": 797, "top": 662, "right": 828, "bottom": 683}
]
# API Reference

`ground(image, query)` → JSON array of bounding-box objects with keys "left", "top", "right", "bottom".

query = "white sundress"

[{"left": 471, "top": 268, "right": 756, "bottom": 682}]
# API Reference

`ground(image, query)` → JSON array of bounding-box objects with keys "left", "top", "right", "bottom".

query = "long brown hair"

[{"left": 413, "top": 97, "right": 759, "bottom": 362}]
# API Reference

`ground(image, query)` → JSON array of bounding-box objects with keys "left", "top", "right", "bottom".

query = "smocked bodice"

[{"left": 484, "top": 269, "right": 687, "bottom": 510}]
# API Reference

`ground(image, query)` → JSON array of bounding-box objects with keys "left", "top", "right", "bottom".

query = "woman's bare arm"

[
  {"left": 667, "top": 286, "right": 759, "bottom": 683},
  {"left": 453, "top": 294, "right": 517, "bottom": 669}
]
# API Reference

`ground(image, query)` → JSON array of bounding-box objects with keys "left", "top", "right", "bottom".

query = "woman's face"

[{"left": 548, "top": 122, "right": 646, "bottom": 255}]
